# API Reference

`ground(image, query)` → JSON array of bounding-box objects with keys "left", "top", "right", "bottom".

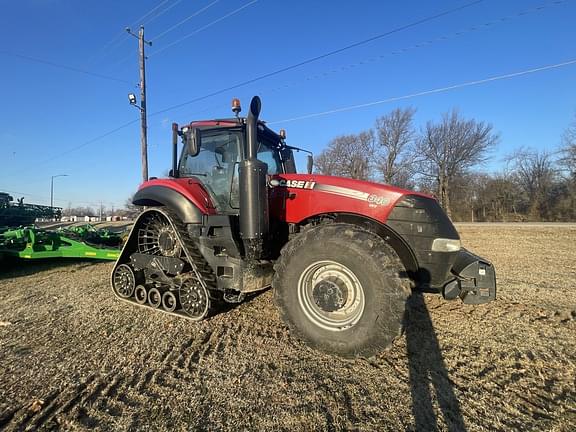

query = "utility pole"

[
  {"left": 50, "top": 174, "right": 68, "bottom": 208},
  {"left": 126, "top": 26, "right": 152, "bottom": 183}
]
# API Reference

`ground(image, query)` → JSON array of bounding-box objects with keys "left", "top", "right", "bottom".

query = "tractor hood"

[{"left": 269, "top": 173, "right": 433, "bottom": 224}]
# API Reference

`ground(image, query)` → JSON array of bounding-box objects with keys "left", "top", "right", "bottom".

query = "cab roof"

[{"left": 185, "top": 118, "right": 282, "bottom": 144}]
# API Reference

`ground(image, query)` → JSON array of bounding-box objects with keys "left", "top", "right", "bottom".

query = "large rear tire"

[{"left": 273, "top": 223, "right": 410, "bottom": 358}]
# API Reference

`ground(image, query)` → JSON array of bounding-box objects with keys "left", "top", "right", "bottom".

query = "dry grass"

[{"left": 0, "top": 225, "right": 575, "bottom": 431}]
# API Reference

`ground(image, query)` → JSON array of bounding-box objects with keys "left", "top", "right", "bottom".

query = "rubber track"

[{"left": 111, "top": 207, "right": 217, "bottom": 320}]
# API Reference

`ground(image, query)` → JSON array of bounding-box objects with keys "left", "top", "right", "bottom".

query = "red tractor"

[{"left": 111, "top": 96, "right": 496, "bottom": 358}]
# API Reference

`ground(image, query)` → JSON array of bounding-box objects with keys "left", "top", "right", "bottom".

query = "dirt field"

[{"left": 0, "top": 225, "right": 575, "bottom": 431}]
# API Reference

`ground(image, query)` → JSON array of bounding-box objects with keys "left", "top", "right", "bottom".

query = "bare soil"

[{"left": 0, "top": 225, "right": 575, "bottom": 431}]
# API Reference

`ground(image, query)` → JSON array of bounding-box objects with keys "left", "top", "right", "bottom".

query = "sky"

[{"left": 0, "top": 0, "right": 575, "bottom": 210}]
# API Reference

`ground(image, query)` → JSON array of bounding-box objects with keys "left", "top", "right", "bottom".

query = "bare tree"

[
  {"left": 506, "top": 149, "right": 556, "bottom": 220},
  {"left": 483, "top": 173, "right": 525, "bottom": 221},
  {"left": 556, "top": 117, "right": 576, "bottom": 220},
  {"left": 111, "top": 196, "right": 141, "bottom": 220},
  {"left": 64, "top": 206, "right": 96, "bottom": 217},
  {"left": 414, "top": 109, "right": 498, "bottom": 217},
  {"left": 472, "top": 173, "right": 524, "bottom": 222},
  {"left": 560, "top": 116, "right": 576, "bottom": 178},
  {"left": 374, "top": 107, "right": 416, "bottom": 189},
  {"left": 315, "top": 132, "right": 375, "bottom": 180}
]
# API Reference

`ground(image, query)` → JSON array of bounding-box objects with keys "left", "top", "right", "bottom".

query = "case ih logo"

[
  {"left": 269, "top": 179, "right": 316, "bottom": 189},
  {"left": 269, "top": 179, "right": 390, "bottom": 206}
]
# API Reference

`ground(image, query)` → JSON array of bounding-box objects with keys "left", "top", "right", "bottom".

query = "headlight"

[{"left": 431, "top": 238, "right": 461, "bottom": 252}]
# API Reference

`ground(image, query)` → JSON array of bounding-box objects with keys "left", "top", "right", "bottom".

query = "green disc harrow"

[{"left": 0, "top": 225, "right": 122, "bottom": 261}]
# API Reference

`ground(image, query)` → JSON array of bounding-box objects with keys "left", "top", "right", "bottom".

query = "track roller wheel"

[
  {"left": 162, "top": 291, "right": 178, "bottom": 312},
  {"left": 179, "top": 275, "right": 210, "bottom": 320},
  {"left": 134, "top": 285, "right": 147, "bottom": 304},
  {"left": 148, "top": 288, "right": 162, "bottom": 308},
  {"left": 112, "top": 264, "right": 136, "bottom": 298}
]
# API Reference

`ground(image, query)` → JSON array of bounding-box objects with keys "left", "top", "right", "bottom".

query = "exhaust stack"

[{"left": 239, "top": 96, "right": 269, "bottom": 259}]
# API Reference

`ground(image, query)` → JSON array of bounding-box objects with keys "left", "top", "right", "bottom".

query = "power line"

[
  {"left": 0, "top": 189, "right": 71, "bottom": 205},
  {"left": 261, "top": 0, "right": 569, "bottom": 97},
  {"left": 110, "top": 0, "right": 225, "bottom": 68},
  {"left": 149, "top": 0, "right": 259, "bottom": 57},
  {"left": 0, "top": 97, "right": 227, "bottom": 182},
  {"left": 88, "top": 0, "right": 179, "bottom": 66},
  {"left": 0, "top": 50, "right": 131, "bottom": 84},
  {"left": 151, "top": 0, "right": 220, "bottom": 41},
  {"left": 0, "top": 189, "right": 49, "bottom": 202},
  {"left": 170, "top": 0, "right": 566, "bottom": 119},
  {"left": 148, "top": 0, "right": 485, "bottom": 116},
  {"left": 40, "top": 119, "right": 140, "bottom": 165},
  {"left": 0, "top": 118, "right": 139, "bottom": 181},
  {"left": 268, "top": 59, "right": 576, "bottom": 124},
  {"left": 140, "top": 0, "right": 185, "bottom": 26},
  {"left": 130, "top": 0, "right": 174, "bottom": 27},
  {"left": 0, "top": 188, "right": 123, "bottom": 207},
  {"left": 88, "top": 0, "right": 182, "bottom": 63}
]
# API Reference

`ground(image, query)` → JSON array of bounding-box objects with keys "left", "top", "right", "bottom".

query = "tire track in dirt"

[
  {"left": 424, "top": 294, "right": 576, "bottom": 432},
  {"left": 1, "top": 369, "right": 147, "bottom": 431},
  {"left": 2, "top": 374, "right": 99, "bottom": 431}
]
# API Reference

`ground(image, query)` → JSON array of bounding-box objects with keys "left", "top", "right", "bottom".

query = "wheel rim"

[
  {"left": 113, "top": 264, "right": 136, "bottom": 298},
  {"left": 135, "top": 285, "right": 147, "bottom": 304},
  {"left": 137, "top": 212, "right": 181, "bottom": 257},
  {"left": 148, "top": 288, "right": 162, "bottom": 308},
  {"left": 297, "top": 260, "right": 365, "bottom": 332},
  {"left": 162, "top": 291, "right": 178, "bottom": 312}
]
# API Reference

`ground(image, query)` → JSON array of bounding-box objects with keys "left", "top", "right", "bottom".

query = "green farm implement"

[
  {"left": 0, "top": 226, "right": 122, "bottom": 261},
  {"left": 0, "top": 192, "right": 61, "bottom": 227}
]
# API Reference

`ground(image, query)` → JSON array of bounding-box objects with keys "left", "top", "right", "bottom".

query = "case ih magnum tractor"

[{"left": 112, "top": 96, "right": 496, "bottom": 358}]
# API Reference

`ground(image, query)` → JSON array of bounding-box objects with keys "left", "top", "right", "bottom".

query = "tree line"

[{"left": 315, "top": 108, "right": 576, "bottom": 222}]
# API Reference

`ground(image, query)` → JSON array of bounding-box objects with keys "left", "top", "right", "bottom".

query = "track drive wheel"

[
  {"left": 137, "top": 211, "right": 182, "bottom": 257},
  {"left": 179, "top": 275, "right": 210, "bottom": 320},
  {"left": 273, "top": 223, "right": 411, "bottom": 359}
]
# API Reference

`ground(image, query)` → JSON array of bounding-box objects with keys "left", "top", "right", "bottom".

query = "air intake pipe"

[{"left": 239, "top": 96, "right": 269, "bottom": 259}]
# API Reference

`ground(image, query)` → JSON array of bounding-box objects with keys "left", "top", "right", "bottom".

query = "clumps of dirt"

[{"left": 0, "top": 225, "right": 575, "bottom": 431}]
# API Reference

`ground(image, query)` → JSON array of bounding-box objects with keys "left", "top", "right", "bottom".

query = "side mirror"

[
  {"left": 221, "top": 152, "right": 233, "bottom": 164},
  {"left": 185, "top": 128, "right": 201, "bottom": 157},
  {"left": 307, "top": 155, "right": 313, "bottom": 174},
  {"left": 216, "top": 146, "right": 234, "bottom": 164},
  {"left": 280, "top": 148, "right": 297, "bottom": 174}
]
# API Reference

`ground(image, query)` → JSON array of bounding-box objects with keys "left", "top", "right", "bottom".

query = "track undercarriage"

[{"left": 111, "top": 208, "right": 222, "bottom": 320}]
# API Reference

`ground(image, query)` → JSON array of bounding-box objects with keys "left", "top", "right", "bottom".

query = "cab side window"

[{"left": 257, "top": 141, "right": 282, "bottom": 175}]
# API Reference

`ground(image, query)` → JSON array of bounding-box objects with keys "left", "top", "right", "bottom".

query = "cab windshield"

[{"left": 179, "top": 129, "right": 283, "bottom": 212}]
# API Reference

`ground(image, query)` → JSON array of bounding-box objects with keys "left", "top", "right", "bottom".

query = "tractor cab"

[{"left": 174, "top": 118, "right": 295, "bottom": 215}]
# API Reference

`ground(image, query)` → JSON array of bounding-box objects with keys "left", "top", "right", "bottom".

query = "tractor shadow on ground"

[
  {"left": 0, "top": 258, "right": 101, "bottom": 281},
  {"left": 404, "top": 291, "right": 467, "bottom": 432},
  {"left": 209, "top": 288, "right": 270, "bottom": 317}
]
